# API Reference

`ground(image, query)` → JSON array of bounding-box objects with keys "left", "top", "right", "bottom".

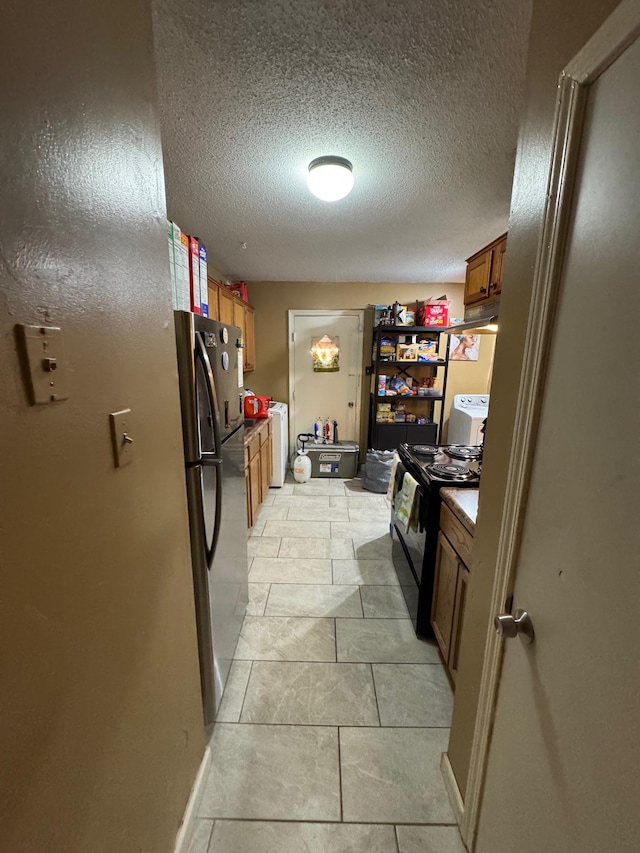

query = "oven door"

[{"left": 391, "top": 463, "right": 428, "bottom": 584}]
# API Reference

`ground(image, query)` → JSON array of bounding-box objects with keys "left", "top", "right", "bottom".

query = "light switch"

[
  {"left": 109, "top": 409, "right": 134, "bottom": 468},
  {"left": 16, "top": 324, "right": 70, "bottom": 404}
]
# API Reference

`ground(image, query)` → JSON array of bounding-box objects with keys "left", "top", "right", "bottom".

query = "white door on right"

[{"left": 476, "top": 22, "right": 640, "bottom": 853}]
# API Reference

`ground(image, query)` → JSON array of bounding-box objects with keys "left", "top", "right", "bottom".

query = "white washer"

[
  {"left": 268, "top": 401, "right": 289, "bottom": 487},
  {"left": 448, "top": 394, "right": 490, "bottom": 445}
]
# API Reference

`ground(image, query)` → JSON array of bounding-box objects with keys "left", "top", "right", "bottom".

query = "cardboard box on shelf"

[
  {"left": 199, "top": 243, "right": 208, "bottom": 317},
  {"left": 167, "top": 220, "right": 177, "bottom": 309},
  {"left": 171, "top": 223, "right": 190, "bottom": 312},
  {"left": 417, "top": 340, "right": 439, "bottom": 361},
  {"left": 396, "top": 342, "right": 418, "bottom": 361},
  {"left": 422, "top": 299, "right": 450, "bottom": 327},
  {"left": 188, "top": 236, "right": 201, "bottom": 315}
]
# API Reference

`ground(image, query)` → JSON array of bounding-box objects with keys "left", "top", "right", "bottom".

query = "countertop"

[{"left": 440, "top": 487, "right": 479, "bottom": 535}]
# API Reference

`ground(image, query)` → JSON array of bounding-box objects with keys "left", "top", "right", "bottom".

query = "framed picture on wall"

[{"left": 449, "top": 333, "right": 480, "bottom": 361}]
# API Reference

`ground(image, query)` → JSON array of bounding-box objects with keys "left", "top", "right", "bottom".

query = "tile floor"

[{"left": 190, "top": 476, "right": 465, "bottom": 853}]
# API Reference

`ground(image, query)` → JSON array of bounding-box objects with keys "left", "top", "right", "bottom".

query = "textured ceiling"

[{"left": 152, "top": 0, "right": 531, "bottom": 282}]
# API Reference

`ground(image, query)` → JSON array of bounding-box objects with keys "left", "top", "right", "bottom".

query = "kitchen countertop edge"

[{"left": 440, "top": 487, "right": 479, "bottom": 534}]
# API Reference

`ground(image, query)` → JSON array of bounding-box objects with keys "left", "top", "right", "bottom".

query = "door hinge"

[{"left": 291, "top": 332, "right": 295, "bottom": 343}]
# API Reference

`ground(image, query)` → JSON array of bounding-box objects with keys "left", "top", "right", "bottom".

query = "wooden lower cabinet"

[
  {"left": 450, "top": 564, "right": 469, "bottom": 682},
  {"left": 432, "top": 505, "right": 474, "bottom": 685},
  {"left": 244, "top": 418, "right": 273, "bottom": 529},
  {"left": 432, "top": 533, "right": 460, "bottom": 664}
]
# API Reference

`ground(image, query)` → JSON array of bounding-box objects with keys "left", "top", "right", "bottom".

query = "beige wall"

[
  {"left": 247, "top": 281, "right": 467, "bottom": 450},
  {"left": 0, "top": 2, "right": 205, "bottom": 851},
  {"left": 446, "top": 0, "right": 621, "bottom": 801},
  {"left": 443, "top": 335, "right": 496, "bottom": 442}
]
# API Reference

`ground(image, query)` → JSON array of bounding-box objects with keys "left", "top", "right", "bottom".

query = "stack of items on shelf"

[
  {"left": 377, "top": 374, "right": 440, "bottom": 397},
  {"left": 374, "top": 298, "right": 450, "bottom": 328},
  {"left": 167, "top": 221, "right": 209, "bottom": 316}
]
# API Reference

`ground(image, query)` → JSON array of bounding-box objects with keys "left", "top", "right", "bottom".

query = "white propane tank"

[{"left": 292, "top": 433, "right": 313, "bottom": 483}]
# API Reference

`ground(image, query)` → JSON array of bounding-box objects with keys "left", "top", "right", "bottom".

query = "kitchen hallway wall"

[
  {"left": 247, "top": 280, "right": 475, "bottom": 450},
  {"left": 0, "top": 1, "right": 205, "bottom": 851},
  {"left": 446, "top": 0, "right": 622, "bottom": 806}
]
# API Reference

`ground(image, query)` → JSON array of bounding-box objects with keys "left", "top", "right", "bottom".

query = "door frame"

[
  {"left": 461, "top": 2, "right": 640, "bottom": 848},
  {"left": 287, "top": 309, "right": 364, "bottom": 455}
]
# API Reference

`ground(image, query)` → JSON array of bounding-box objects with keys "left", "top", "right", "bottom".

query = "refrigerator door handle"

[
  {"left": 201, "top": 453, "right": 222, "bottom": 466},
  {"left": 205, "top": 459, "right": 223, "bottom": 571},
  {"left": 195, "top": 331, "right": 222, "bottom": 457}
]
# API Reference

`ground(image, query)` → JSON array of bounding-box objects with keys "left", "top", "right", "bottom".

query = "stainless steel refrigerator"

[{"left": 174, "top": 311, "right": 248, "bottom": 725}]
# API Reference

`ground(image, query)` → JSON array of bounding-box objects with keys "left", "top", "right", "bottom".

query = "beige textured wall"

[
  {"left": 443, "top": 335, "right": 496, "bottom": 442},
  {"left": 446, "top": 0, "right": 621, "bottom": 801},
  {"left": 247, "top": 281, "right": 467, "bottom": 449},
  {"left": 0, "top": 2, "right": 205, "bottom": 851}
]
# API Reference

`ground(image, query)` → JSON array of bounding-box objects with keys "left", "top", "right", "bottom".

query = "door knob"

[{"left": 494, "top": 608, "right": 535, "bottom": 644}]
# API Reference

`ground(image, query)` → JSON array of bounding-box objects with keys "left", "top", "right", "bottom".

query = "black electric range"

[{"left": 391, "top": 443, "right": 481, "bottom": 638}]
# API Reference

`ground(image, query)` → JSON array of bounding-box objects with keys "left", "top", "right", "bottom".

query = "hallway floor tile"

[{"left": 193, "top": 477, "right": 462, "bottom": 853}]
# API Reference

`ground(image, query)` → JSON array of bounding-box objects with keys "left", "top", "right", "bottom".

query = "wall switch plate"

[
  {"left": 109, "top": 409, "right": 134, "bottom": 468},
  {"left": 16, "top": 324, "right": 70, "bottom": 404}
]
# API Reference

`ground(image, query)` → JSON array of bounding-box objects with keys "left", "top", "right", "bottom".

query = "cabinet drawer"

[
  {"left": 247, "top": 432, "right": 260, "bottom": 461},
  {"left": 440, "top": 503, "right": 473, "bottom": 568}
]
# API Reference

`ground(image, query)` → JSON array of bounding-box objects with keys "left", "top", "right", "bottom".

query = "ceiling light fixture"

[{"left": 307, "top": 156, "right": 354, "bottom": 202}]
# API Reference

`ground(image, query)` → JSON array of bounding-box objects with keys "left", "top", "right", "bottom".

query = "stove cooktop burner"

[
  {"left": 412, "top": 445, "right": 439, "bottom": 456},
  {"left": 445, "top": 445, "right": 482, "bottom": 461},
  {"left": 428, "top": 462, "right": 477, "bottom": 481}
]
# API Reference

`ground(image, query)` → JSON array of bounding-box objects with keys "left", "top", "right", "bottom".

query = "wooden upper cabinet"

[
  {"left": 464, "top": 250, "right": 493, "bottom": 306},
  {"left": 218, "top": 285, "right": 235, "bottom": 326},
  {"left": 207, "top": 279, "right": 220, "bottom": 321},
  {"left": 490, "top": 236, "right": 507, "bottom": 297},
  {"left": 202, "top": 278, "right": 256, "bottom": 371},
  {"left": 464, "top": 233, "right": 507, "bottom": 307},
  {"left": 244, "top": 305, "right": 256, "bottom": 372},
  {"left": 233, "top": 298, "right": 244, "bottom": 333}
]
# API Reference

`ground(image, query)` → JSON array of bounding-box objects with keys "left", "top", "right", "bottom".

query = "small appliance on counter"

[
  {"left": 243, "top": 392, "right": 271, "bottom": 419},
  {"left": 391, "top": 443, "right": 482, "bottom": 637}
]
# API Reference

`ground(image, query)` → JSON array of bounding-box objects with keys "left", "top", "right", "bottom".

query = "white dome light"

[{"left": 307, "top": 156, "right": 354, "bottom": 202}]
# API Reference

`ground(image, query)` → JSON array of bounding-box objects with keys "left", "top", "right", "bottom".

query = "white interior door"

[
  {"left": 289, "top": 310, "right": 363, "bottom": 454},
  {"left": 475, "top": 20, "right": 640, "bottom": 853}
]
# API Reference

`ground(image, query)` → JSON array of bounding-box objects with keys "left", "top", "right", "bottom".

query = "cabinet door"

[
  {"left": 431, "top": 532, "right": 460, "bottom": 664},
  {"left": 233, "top": 298, "right": 244, "bottom": 334},
  {"left": 218, "top": 286, "right": 235, "bottom": 326},
  {"left": 464, "top": 250, "right": 493, "bottom": 306},
  {"left": 249, "top": 454, "right": 261, "bottom": 522},
  {"left": 207, "top": 280, "right": 220, "bottom": 321},
  {"left": 244, "top": 305, "right": 256, "bottom": 371},
  {"left": 259, "top": 440, "right": 269, "bottom": 503},
  {"left": 266, "top": 430, "right": 273, "bottom": 487},
  {"left": 449, "top": 562, "right": 469, "bottom": 684},
  {"left": 245, "top": 465, "right": 252, "bottom": 529},
  {"left": 490, "top": 237, "right": 507, "bottom": 297}
]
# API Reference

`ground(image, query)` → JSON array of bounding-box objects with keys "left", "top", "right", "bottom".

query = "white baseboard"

[
  {"left": 174, "top": 745, "right": 212, "bottom": 853},
  {"left": 441, "top": 751, "right": 465, "bottom": 827}
]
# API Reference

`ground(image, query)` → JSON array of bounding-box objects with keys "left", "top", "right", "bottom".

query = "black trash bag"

[{"left": 362, "top": 449, "right": 395, "bottom": 493}]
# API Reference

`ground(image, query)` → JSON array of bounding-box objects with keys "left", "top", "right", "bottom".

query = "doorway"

[{"left": 288, "top": 310, "right": 364, "bottom": 456}]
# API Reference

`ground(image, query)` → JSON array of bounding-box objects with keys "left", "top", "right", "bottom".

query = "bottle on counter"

[
  {"left": 324, "top": 418, "right": 332, "bottom": 444},
  {"left": 314, "top": 417, "right": 323, "bottom": 444},
  {"left": 333, "top": 420, "right": 339, "bottom": 443}
]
